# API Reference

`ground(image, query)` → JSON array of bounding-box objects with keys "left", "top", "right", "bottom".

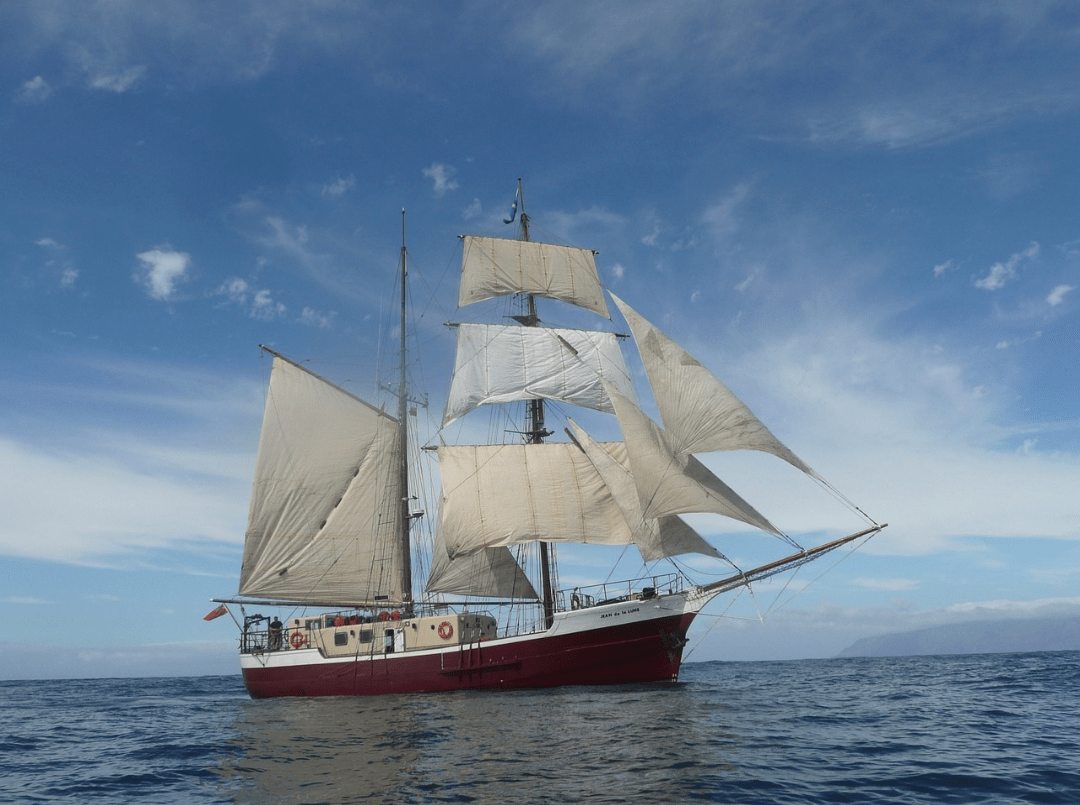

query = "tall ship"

[{"left": 209, "top": 182, "right": 886, "bottom": 698}]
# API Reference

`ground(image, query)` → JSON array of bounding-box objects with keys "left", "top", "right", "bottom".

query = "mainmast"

[
  {"left": 398, "top": 209, "right": 414, "bottom": 609},
  {"left": 514, "top": 180, "right": 556, "bottom": 627}
]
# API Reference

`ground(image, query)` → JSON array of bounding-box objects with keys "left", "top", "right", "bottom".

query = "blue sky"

[{"left": 2, "top": 1, "right": 1079, "bottom": 679}]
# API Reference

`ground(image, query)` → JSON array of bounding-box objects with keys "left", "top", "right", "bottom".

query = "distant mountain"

[{"left": 838, "top": 616, "right": 1080, "bottom": 658}]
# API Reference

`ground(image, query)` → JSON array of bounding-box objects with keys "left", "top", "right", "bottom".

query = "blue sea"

[{"left": 2, "top": 651, "right": 1077, "bottom": 804}]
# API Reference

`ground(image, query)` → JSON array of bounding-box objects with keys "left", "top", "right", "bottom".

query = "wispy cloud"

[
  {"left": 321, "top": 174, "right": 355, "bottom": 199},
  {"left": 1, "top": 596, "right": 55, "bottom": 605},
  {"left": 700, "top": 183, "right": 751, "bottom": 242},
  {"left": 18, "top": 75, "right": 52, "bottom": 103},
  {"left": 89, "top": 65, "right": 146, "bottom": 93},
  {"left": 686, "top": 286, "right": 1080, "bottom": 554},
  {"left": 35, "top": 237, "right": 78, "bottom": 289},
  {"left": 854, "top": 577, "right": 919, "bottom": 592},
  {"left": 0, "top": 358, "right": 263, "bottom": 566},
  {"left": 974, "top": 242, "right": 1039, "bottom": 290},
  {"left": 463, "top": 198, "right": 483, "bottom": 220},
  {"left": 1047, "top": 284, "right": 1074, "bottom": 306},
  {"left": 300, "top": 307, "right": 336, "bottom": 329}
]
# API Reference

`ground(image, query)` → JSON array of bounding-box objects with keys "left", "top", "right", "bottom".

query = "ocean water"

[{"left": 1, "top": 651, "right": 1077, "bottom": 804}]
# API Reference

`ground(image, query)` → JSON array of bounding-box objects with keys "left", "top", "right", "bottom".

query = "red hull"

[{"left": 242, "top": 611, "right": 696, "bottom": 698}]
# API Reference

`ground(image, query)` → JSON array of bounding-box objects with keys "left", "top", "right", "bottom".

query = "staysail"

[
  {"left": 609, "top": 293, "right": 819, "bottom": 479},
  {"left": 604, "top": 387, "right": 783, "bottom": 537},
  {"left": 239, "top": 354, "right": 408, "bottom": 604},
  {"left": 425, "top": 528, "right": 539, "bottom": 599},
  {"left": 566, "top": 419, "right": 724, "bottom": 563}
]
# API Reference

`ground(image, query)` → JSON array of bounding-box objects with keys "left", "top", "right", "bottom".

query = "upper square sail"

[
  {"left": 239, "top": 355, "right": 407, "bottom": 604},
  {"left": 442, "top": 323, "right": 635, "bottom": 426},
  {"left": 459, "top": 236, "right": 610, "bottom": 318}
]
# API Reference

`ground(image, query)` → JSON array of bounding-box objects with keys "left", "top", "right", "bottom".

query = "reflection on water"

[{"left": 213, "top": 681, "right": 720, "bottom": 804}]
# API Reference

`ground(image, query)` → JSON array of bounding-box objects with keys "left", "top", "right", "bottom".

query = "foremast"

[{"left": 513, "top": 181, "right": 557, "bottom": 627}]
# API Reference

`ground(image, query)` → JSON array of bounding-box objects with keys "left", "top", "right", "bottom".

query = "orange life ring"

[
  {"left": 290, "top": 631, "right": 307, "bottom": 649},
  {"left": 438, "top": 621, "right": 454, "bottom": 640},
  {"left": 390, "top": 610, "right": 402, "bottom": 621},
  {"left": 378, "top": 611, "right": 390, "bottom": 622},
  {"left": 333, "top": 615, "right": 345, "bottom": 627}
]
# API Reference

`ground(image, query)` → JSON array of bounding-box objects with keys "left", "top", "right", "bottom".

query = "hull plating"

[{"left": 241, "top": 603, "right": 698, "bottom": 698}]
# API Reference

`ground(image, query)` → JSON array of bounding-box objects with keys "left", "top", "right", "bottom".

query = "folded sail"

[
  {"left": 437, "top": 442, "right": 636, "bottom": 558},
  {"left": 443, "top": 324, "right": 635, "bottom": 426},
  {"left": 239, "top": 356, "right": 407, "bottom": 604},
  {"left": 567, "top": 420, "right": 724, "bottom": 563},
  {"left": 607, "top": 388, "right": 782, "bottom": 536},
  {"left": 426, "top": 526, "right": 539, "bottom": 599},
  {"left": 459, "top": 236, "right": 610, "bottom": 318},
  {"left": 610, "top": 293, "right": 819, "bottom": 479}
]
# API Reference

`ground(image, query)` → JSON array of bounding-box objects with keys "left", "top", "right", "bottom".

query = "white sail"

[
  {"left": 610, "top": 293, "right": 819, "bottom": 478},
  {"left": 425, "top": 526, "right": 539, "bottom": 599},
  {"left": 607, "top": 388, "right": 782, "bottom": 536},
  {"left": 239, "top": 356, "right": 406, "bottom": 603},
  {"left": 437, "top": 442, "right": 636, "bottom": 558},
  {"left": 442, "top": 323, "right": 635, "bottom": 426},
  {"left": 459, "top": 236, "right": 610, "bottom": 318},
  {"left": 567, "top": 420, "right": 724, "bottom": 563}
]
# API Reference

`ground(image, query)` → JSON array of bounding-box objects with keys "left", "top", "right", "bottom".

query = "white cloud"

[
  {"left": 423, "top": 163, "right": 459, "bottom": 196},
  {"left": 974, "top": 241, "right": 1039, "bottom": 290},
  {"left": 1047, "top": 284, "right": 1074, "bottom": 306},
  {"left": 135, "top": 248, "right": 191, "bottom": 301},
  {"left": 218, "top": 277, "right": 251, "bottom": 303},
  {"left": 19, "top": 75, "right": 52, "bottom": 103},
  {"left": 214, "top": 277, "right": 286, "bottom": 320},
  {"left": 251, "top": 289, "right": 286, "bottom": 319},
  {"left": 933, "top": 259, "right": 952, "bottom": 277}
]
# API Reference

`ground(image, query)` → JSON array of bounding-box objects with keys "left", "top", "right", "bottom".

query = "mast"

[
  {"left": 515, "top": 180, "right": 556, "bottom": 627},
  {"left": 398, "top": 209, "right": 414, "bottom": 609}
]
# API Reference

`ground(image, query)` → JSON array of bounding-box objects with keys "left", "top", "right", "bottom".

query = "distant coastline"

[{"left": 838, "top": 616, "right": 1080, "bottom": 658}]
